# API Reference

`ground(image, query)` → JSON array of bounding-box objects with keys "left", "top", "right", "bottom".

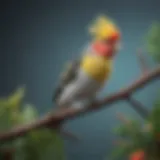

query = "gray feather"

[{"left": 52, "top": 59, "right": 80, "bottom": 103}]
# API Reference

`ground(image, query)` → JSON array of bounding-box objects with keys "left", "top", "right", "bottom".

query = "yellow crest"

[{"left": 89, "top": 15, "right": 120, "bottom": 40}]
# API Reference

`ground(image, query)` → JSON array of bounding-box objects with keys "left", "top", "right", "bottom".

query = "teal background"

[{"left": 1, "top": 0, "right": 160, "bottom": 159}]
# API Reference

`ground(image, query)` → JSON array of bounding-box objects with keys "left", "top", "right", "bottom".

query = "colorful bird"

[{"left": 53, "top": 15, "right": 121, "bottom": 109}]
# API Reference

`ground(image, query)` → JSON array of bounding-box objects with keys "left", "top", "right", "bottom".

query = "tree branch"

[{"left": 0, "top": 66, "right": 160, "bottom": 142}]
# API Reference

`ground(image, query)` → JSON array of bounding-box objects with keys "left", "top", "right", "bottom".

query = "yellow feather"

[
  {"left": 81, "top": 54, "right": 113, "bottom": 83},
  {"left": 88, "top": 15, "right": 120, "bottom": 41}
]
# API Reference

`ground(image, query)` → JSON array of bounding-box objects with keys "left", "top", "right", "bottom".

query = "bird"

[{"left": 52, "top": 15, "right": 121, "bottom": 110}]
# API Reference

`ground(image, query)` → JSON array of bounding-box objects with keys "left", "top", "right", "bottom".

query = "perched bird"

[{"left": 53, "top": 15, "right": 121, "bottom": 109}]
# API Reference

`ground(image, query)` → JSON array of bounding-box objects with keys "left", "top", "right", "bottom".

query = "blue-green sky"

[{"left": 1, "top": 0, "right": 160, "bottom": 159}]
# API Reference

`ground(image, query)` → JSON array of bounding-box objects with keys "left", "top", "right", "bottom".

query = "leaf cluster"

[{"left": 0, "top": 87, "right": 65, "bottom": 160}]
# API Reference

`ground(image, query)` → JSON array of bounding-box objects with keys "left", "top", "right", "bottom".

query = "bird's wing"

[{"left": 52, "top": 59, "right": 81, "bottom": 103}]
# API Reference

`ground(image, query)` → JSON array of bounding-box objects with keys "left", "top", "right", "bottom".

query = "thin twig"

[
  {"left": 46, "top": 122, "right": 80, "bottom": 141},
  {"left": 126, "top": 96, "right": 149, "bottom": 119},
  {"left": 137, "top": 49, "right": 149, "bottom": 74},
  {"left": 116, "top": 112, "right": 131, "bottom": 125},
  {"left": 0, "top": 66, "right": 159, "bottom": 142},
  {"left": 60, "top": 129, "right": 80, "bottom": 141}
]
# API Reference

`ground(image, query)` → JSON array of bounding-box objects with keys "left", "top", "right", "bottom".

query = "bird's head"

[{"left": 89, "top": 15, "right": 121, "bottom": 59}]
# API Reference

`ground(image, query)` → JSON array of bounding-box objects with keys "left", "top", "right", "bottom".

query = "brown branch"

[
  {"left": 127, "top": 49, "right": 150, "bottom": 119},
  {"left": 0, "top": 66, "right": 160, "bottom": 142}
]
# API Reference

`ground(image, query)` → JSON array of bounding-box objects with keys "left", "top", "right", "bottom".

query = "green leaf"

[
  {"left": 111, "top": 93, "right": 160, "bottom": 159},
  {"left": 51, "top": 131, "right": 65, "bottom": 160},
  {"left": 110, "top": 146, "right": 131, "bottom": 160},
  {"left": 20, "top": 104, "right": 38, "bottom": 124},
  {"left": 149, "top": 99, "right": 160, "bottom": 133},
  {"left": 0, "top": 87, "right": 66, "bottom": 160},
  {"left": 7, "top": 87, "right": 25, "bottom": 111},
  {"left": 14, "top": 129, "right": 65, "bottom": 160},
  {"left": 114, "top": 120, "right": 142, "bottom": 138},
  {"left": 0, "top": 107, "right": 13, "bottom": 131},
  {"left": 0, "top": 87, "right": 26, "bottom": 127},
  {"left": 112, "top": 119, "right": 154, "bottom": 159},
  {"left": 146, "top": 22, "right": 160, "bottom": 62},
  {"left": 0, "top": 98, "right": 8, "bottom": 107}
]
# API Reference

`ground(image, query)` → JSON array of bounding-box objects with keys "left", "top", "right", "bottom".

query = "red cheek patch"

[{"left": 92, "top": 42, "right": 113, "bottom": 57}]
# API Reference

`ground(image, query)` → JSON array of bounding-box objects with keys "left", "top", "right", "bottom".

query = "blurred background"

[{"left": 1, "top": 0, "right": 160, "bottom": 159}]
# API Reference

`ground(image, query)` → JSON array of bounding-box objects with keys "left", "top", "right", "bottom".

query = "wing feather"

[{"left": 52, "top": 60, "right": 80, "bottom": 103}]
